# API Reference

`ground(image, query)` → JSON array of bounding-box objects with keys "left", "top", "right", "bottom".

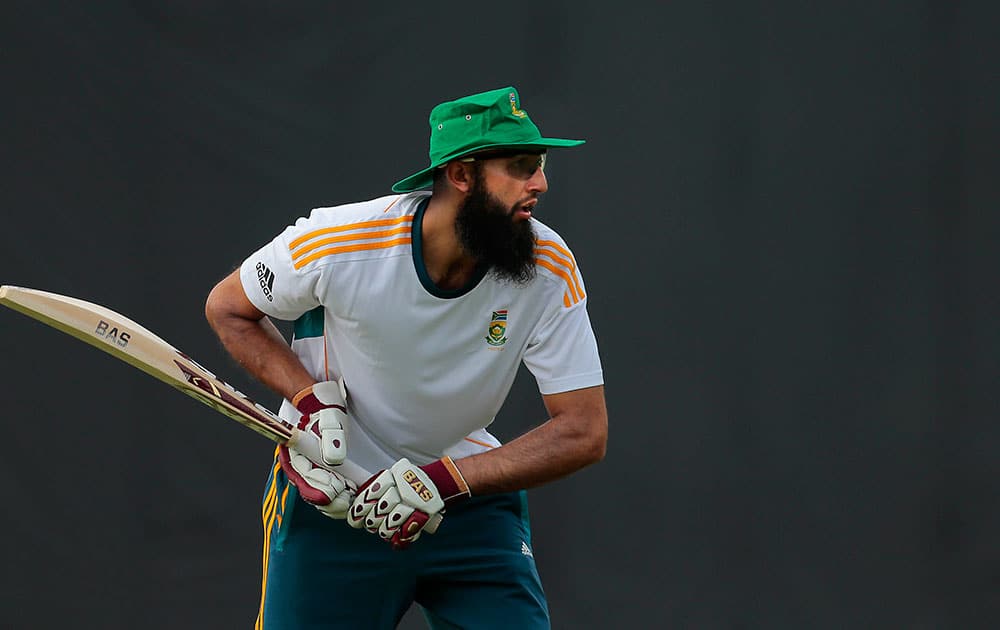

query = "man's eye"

[{"left": 510, "top": 157, "right": 541, "bottom": 178}]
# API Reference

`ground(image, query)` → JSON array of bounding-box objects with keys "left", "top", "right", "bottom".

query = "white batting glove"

[
  {"left": 291, "top": 379, "right": 348, "bottom": 466},
  {"left": 276, "top": 379, "right": 355, "bottom": 519},
  {"left": 347, "top": 457, "right": 470, "bottom": 549},
  {"left": 278, "top": 446, "right": 356, "bottom": 519}
]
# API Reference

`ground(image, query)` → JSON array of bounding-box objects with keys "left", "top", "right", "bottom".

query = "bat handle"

[
  {"left": 286, "top": 428, "right": 442, "bottom": 534},
  {"left": 287, "top": 427, "right": 372, "bottom": 485}
]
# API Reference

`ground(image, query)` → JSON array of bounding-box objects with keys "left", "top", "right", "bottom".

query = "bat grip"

[
  {"left": 286, "top": 428, "right": 442, "bottom": 534},
  {"left": 287, "top": 427, "right": 371, "bottom": 484}
]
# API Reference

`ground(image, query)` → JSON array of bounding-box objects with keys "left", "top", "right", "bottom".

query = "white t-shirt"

[{"left": 240, "top": 191, "right": 603, "bottom": 472}]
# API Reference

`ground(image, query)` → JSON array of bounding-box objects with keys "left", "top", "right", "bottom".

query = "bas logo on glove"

[{"left": 402, "top": 469, "right": 435, "bottom": 502}]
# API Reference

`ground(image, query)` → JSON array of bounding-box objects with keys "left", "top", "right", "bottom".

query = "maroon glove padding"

[
  {"left": 391, "top": 510, "right": 431, "bottom": 549},
  {"left": 278, "top": 446, "right": 331, "bottom": 505}
]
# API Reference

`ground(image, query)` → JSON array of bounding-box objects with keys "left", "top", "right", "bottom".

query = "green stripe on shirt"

[{"left": 293, "top": 306, "right": 324, "bottom": 339}]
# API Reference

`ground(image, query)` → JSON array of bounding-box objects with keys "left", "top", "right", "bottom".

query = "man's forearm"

[
  {"left": 453, "top": 386, "right": 608, "bottom": 495},
  {"left": 210, "top": 315, "right": 315, "bottom": 401},
  {"left": 454, "top": 416, "right": 605, "bottom": 495}
]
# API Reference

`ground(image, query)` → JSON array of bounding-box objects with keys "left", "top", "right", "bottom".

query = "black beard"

[{"left": 455, "top": 173, "right": 537, "bottom": 285}]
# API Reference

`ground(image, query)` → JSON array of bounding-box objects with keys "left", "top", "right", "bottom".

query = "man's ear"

[{"left": 444, "top": 161, "right": 475, "bottom": 194}]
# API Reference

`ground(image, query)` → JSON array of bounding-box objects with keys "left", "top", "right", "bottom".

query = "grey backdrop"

[{"left": 2, "top": 2, "right": 998, "bottom": 628}]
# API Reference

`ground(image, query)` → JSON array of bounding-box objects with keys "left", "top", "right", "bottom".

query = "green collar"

[{"left": 411, "top": 198, "right": 488, "bottom": 299}]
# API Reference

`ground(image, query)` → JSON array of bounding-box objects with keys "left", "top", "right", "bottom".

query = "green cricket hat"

[{"left": 391, "top": 86, "right": 585, "bottom": 193}]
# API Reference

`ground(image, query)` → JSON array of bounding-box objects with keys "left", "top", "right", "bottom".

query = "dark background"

[{"left": 2, "top": 1, "right": 998, "bottom": 628}]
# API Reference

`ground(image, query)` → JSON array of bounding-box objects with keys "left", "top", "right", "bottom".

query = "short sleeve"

[
  {"left": 239, "top": 220, "right": 323, "bottom": 321},
  {"left": 523, "top": 292, "right": 604, "bottom": 396}
]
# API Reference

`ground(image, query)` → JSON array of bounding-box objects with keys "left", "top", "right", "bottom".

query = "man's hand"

[
  {"left": 292, "top": 380, "right": 348, "bottom": 465},
  {"left": 278, "top": 379, "right": 355, "bottom": 519},
  {"left": 278, "top": 446, "right": 356, "bottom": 518},
  {"left": 347, "top": 457, "right": 470, "bottom": 549}
]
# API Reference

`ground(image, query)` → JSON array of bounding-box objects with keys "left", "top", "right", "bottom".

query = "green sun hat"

[{"left": 391, "top": 86, "right": 585, "bottom": 193}]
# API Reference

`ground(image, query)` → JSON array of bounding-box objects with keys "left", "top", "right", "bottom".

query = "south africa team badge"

[{"left": 485, "top": 310, "right": 508, "bottom": 347}]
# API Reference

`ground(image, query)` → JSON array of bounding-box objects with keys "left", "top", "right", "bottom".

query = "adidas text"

[{"left": 256, "top": 261, "right": 275, "bottom": 302}]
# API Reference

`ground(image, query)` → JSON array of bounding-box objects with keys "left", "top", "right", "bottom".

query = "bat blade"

[
  {"left": 0, "top": 285, "right": 366, "bottom": 482},
  {"left": 0, "top": 285, "right": 443, "bottom": 534}
]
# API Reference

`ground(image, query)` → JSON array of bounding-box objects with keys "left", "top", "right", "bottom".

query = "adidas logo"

[
  {"left": 521, "top": 541, "right": 533, "bottom": 558},
  {"left": 256, "top": 261, "right": 275, "bottom": 302}
]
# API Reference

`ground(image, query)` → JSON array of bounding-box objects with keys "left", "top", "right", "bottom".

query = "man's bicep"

[
  {"left": 542, "top": 385, "right": 607, "bottom": 424},
  {"left": 541, "top": 385, "right": 608, "bottom": 460}
]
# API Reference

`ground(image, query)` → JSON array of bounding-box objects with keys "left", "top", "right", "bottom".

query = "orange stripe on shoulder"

[
  {"left": 289, "top": 215, "right": 414, "bottom": 269},
  {"left": 537, "top": 258, "right": 585, "bottom": 305},
  {"left": 293, "top": 237, "right": 412, "bottom": 270},
  {"left": 535, "top": 248, "right": 584, "bottom": 302},
  {"left": 292, "top": 226, "right": 411, "bottom": 261},
  {"left": 288, "top": 215, "right": 413, "bottom": 250},
  {"left": 535, "top": 239, "right": 585, "bottom": 305}
]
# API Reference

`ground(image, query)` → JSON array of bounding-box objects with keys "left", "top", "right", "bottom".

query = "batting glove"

[
  {"left": 347, "top": 457, "right": 470, "bottom": 549},
  {"left": 291, "top": 379, "right": 348, "bottom": 466},
  {"left": 278, "top": 379, "right": 355, "bottom": 519}
]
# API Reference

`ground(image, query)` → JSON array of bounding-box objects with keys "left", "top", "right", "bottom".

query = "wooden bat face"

[
  {"left": 0, "top": 285, "right": 374, "bottom": 486},
  {"left": 0, "top": 285, "right": 290, "bottom": 440}
]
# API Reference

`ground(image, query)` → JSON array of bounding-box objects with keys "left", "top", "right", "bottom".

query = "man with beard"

[{"left": 205, "top": 86, "right": 606, "bottom": 629}]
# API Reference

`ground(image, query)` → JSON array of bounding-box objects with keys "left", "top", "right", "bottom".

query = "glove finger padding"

[
  {"left": 373, "top": 507, "right": 432, "bottom": 549},
  {"left": 278, "top": 445, "right": 356, "bottom": 519},
  {"left": 298, "top": 462, "right": 354, "bottom": 519},
  {"left": 378, "top": 503, "right": 415, "bottom": 539},
  {"left": 347, "top": 468, "right": 396, "bottom": 529},
  {"left": 363, "top": 486, "right": 402, "bottom": 534},
  {"left": 392, "top": 510, "right": 431, "bottom": 549}
]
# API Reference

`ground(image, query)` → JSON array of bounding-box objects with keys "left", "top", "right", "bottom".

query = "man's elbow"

[
  {"left": 588, "top": 428, "right": 608, "bottom": 465},
  {"left": 204, "top": 271, "right": 259, "bottom": 333},
  {"left": 204, "top": 282, "right": 227, "bottom": 331},
  {"left": 580, "top": 414, "right": 608, "bottom": 466}
]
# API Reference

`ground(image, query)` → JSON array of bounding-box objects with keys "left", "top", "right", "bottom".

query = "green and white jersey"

[{"left": 240, "top": 191, "right": 603, "bottom": 473}]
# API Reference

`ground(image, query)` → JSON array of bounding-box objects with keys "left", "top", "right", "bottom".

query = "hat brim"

[{"left": 391, "top": 137, "right": 585, "bottom": 193}]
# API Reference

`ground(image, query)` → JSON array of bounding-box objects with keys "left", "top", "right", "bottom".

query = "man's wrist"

[
  {"left": 292, "top": 379, "right": 346, "bottom": 414},
  {"left": 291, "top": 383, "right": 320, "bottom": 410},
  {"left": 421, "top": 456, "right": 471, "bottom": 505}
]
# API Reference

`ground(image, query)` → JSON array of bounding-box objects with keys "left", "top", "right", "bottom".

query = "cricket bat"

[
  {"left": 0, "top": 285, "right": 370, "bottom": 482},
  {"left": 0, "top": 285, "right": 444, "bottom": 533}
]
